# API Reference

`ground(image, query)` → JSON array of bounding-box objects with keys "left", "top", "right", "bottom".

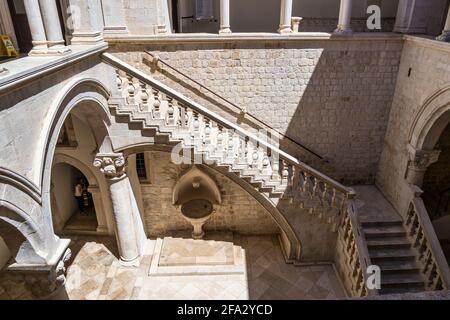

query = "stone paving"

[{"left": 61, "top": 234, "right": 346, "bottom": 300}]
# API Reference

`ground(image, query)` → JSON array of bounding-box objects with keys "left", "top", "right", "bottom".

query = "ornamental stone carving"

[
  {"left": 93, "top": 154, "right": 127, "bottom": 179},
  {"left": 406, "top": 147, "right": 441, "bottom": 185}
]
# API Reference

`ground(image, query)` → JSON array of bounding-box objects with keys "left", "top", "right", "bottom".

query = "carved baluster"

[
  {"left": 152, "top": 88, "right": 161, "bottom": 119},
  {"left": 115, "top": 69, "right": 125, "bottom": 94},
  {"left": 139, "top": 81, "right": 149, "bottom": 112},
  {"left": 165, "top": 97, "right": 175, "bottom": 126},
  {"left": 126, "top": 75, "right": 136, "bottom": 105},
  {"left": 271, "top": 158, "right": 281, "bottom": 181},
  {"left": 281, "top": 161, "right": 289, "bottom": 186}
]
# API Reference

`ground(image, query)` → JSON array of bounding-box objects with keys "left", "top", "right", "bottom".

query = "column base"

[
  {"left": 334, "top": 26, "right": 353, "bottom": 34},
  {"left": 47, "top": 45, "right": 72, "bottom": 55},
  {"left": 70, "top": 32, "right": 105, "bottom": 45},
  {"left": 219, "top": 27, "right": 232, "bottom": 34},
  {"left": 119, "top": 256, "right": 140, "bottom": 268},
  {"left": 278, "top": 26, "right": 293, "bottom": 34},
  {"left": 436, "top": 31, "right": 450, "bottom": 42}
]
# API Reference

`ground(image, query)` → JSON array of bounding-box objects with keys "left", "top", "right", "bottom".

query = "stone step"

[
  {"left": 381, "top": 273, "right": 424, "bottom": 287},
  {"left": 364, "top": 225, "right": 407, "bottom": 239},
  {"left": 376, "top": 260, "right": 422, "bottom": 273},
  {"left": 369, "top": 248, "right": 417, "bottom": 261},
  {"left": 379, "top": 286, "right": 425, "bottom": 295},
  {"left": 367, "top": 237, "right": 412, "bottom": 249},
  {"left": 361, "top": 220, "right": 403, "bottom": 228}
]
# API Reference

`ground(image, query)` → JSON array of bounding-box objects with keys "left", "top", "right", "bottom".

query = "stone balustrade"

[
  {"left": 106, "top": 52, "right": 353, "bottom": 216},
  {"left": 335, "top": 198, "right": 375, "bottom": 297},
  {"left": 405, "top": 192, "right": 450, "bottom": 291}
]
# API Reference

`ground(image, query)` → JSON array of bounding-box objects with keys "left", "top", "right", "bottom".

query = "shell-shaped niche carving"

[
  {"left": 173, "top": 166, "right": 221, "bottom": 207},
  {"left": 173, "top": 166, "right": 221, "bottom": 239}
]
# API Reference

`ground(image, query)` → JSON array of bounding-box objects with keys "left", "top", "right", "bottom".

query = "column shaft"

[
  {"left": 39, "top": 0, "right": 70, "bottom": 53},
  {"left": 278, "top": 0, "right": 293, "bottom": 33},
  {"left": 109, "top": 176, "right": 139, "bottom": 263},
  {"left": 437, "top": 7, "right": 450, "bottom": 41},
  {"left": 335, "top": 0, "right": 353, "bottom": 33},
  {"left": 219, "top": 0, "right": 231, "bottom": 34},
  {"left": 23, "top": 0, "right": 48, "bottom": 54}
]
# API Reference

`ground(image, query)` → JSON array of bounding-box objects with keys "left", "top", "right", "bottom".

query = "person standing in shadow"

[{"left": 74, "top": 178, "right": 85, "bottom": 215}]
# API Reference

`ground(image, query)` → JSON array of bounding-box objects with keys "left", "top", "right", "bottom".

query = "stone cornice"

[{"left": 105, "top": 32, "right": 404, "bottom": 44}]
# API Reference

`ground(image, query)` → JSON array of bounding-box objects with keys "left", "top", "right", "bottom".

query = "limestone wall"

[
  {"left": 376, "top": 37, "right": 450, "bottom": 216},
  {"left": 111, "top": 37, "right": 403, "bottom": 184},
  {"left": 139, "top": 151, "right": 279, "bottom": 237}
]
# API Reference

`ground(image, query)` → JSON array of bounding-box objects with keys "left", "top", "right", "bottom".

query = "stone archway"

[
  {"left": 52, "top": 154, "right": 109, "bottom": 234},
  {"left": 406, "top": 85, "right": 450, "bottom": 267}
]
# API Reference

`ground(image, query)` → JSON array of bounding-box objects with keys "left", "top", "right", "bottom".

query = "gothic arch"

[
  {"left": 409, "top": 85, "right": 450, "bottom": 151},
  {"left": 0, "top": 198, "right": 47, "bottom": 264},
  {"left": 39, "top": 78, "right": 112, "bottom": 241}
]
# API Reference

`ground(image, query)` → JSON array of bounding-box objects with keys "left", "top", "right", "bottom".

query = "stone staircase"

[
  {"left": 103, "top": 53, "right": 353, "bottom": 227},
  {"left": 362, "top": 220, "right": 426, "bottom": 294},
  {"left": 101, "top": 53, "right": 450, "bottom": 298}
]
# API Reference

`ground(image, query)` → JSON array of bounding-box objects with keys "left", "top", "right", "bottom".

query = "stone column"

[
  {"left": 39, "top": 0, "right": 71, "bottom": 54},
  {"left": 67, "top": 0, "right": 105, "bottom": 45},
  {"left": 88, "top": 186, "right": 109, "bottom": 234},
  {"left": 101, "top": 0, "right": 128, "bottom": 35},
  {"left": 23, "top": 0, "right": 48, "bottom": 54},
  {"left": 406, "top": 147, "right": 441, "bottom": 186},
  {"left": 437, "top": 6, "right": 450, "bottom": 42},
  {"left": 278, "top": 0, "right": 293, "bottom": 33},
  {"left": 94, "top": 154, "right": 139, "bottom": 265},
  {"left": 219, "top": 0, "right": 232, "bottom": 34},
  {"left": 335, "top": 0, "right": 353, "bottom": 33},
  {"left": 394, "top": 0, "right": 428, "bottom": 34}
]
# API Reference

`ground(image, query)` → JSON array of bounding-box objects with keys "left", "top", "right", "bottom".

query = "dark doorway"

[{"left": 7, "top": 0, "right": 32, "bottom": 53}]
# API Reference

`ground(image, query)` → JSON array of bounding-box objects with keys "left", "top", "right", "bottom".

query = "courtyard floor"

[{"left": 62, "top": 233, "right": 346, "bottom": 300}]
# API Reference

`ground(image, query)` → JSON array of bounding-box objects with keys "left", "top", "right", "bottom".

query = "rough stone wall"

[
  {"left": 110, "top": 38, "right": 402, "bottom": 184},
  {"left": 376, "top": 37, "right": 450, "bottom": 216},
  {"left": 140, "top": 151, "right": 279, "bottom": 237}
]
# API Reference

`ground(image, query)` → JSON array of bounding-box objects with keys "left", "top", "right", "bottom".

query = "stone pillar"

[
  {"left": 101, "top": 0, "right": 128, "bottom": 35},
  {"left": 39, "top": 0, "right": 71, "bottom": 54},
  {"left": 406, "top": 147, "right": 441, "bottom": 186},
  {"left": 23, "top": 0, "right": 48, "bottom": 54},
  {"left": 67, "top": 0, "right": 105, "bottom": 45},
  {"left": 93, "top": 154, "right": 139, "bottom": 265},
  {"left": 88, "top": 186, "right": 109, "bottom": 234},
  {"left": 278, "top": 0, "right": 293, "bottom": 34},
  {"left": 437, "top": 6, "right": 450, "bottom": 42},
  {"left": 219, "top": 0, "right": 232, "bottom": 34},
  {"left": 335, "top": 0, "right": 353, "bottom": 33},
  {"left": 394, "top": 0, "right": 428, "bottom": 34}
]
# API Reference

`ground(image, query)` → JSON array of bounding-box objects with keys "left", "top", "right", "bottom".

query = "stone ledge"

[
  {"left": 105, "top": 32, "right": 404, "bottom": 44},
  {"left": 0, "top": 43, "right": 108, "bottom": 94}
]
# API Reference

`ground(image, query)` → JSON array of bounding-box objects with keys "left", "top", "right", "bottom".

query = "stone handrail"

[
  {"left": 335, "top": 198, "right": 376, "bottom": 297},
  {"left": 143, "top": 50, "right": 326, "bottom": 162},
  {"left": 406, "top": 186, "right": 450, "bottom": 290},
  {"left": 102, "top": 52, "right": 354, "bottom": 204}
]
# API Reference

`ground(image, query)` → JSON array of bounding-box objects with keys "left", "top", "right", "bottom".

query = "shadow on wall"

[{"left": 279, "top": 38, "right": 401, "bottom": 185}]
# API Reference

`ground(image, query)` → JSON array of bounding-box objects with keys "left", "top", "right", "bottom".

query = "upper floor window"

[
  {"left": 195, "top": 0, "right": 214, "bottom": 21},
  {"left": 136, "top": 153, "right": 148, "bottom": 180}
]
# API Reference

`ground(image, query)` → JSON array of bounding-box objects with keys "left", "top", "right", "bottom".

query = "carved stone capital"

[
  {"left": 406, "top": 146, "right": 441, "bottom": 185},
  {"left": 93, "top": 153, "right": 127, "bottom": 180}
]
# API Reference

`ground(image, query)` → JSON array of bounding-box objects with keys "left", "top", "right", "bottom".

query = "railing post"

[{"left": 334, "top": 0, "right": 353, "bottom": 34}]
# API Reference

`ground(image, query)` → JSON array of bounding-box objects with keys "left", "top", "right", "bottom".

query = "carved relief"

[{"left": 93, "top": 154, "right": 127, "bottom": 179}]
